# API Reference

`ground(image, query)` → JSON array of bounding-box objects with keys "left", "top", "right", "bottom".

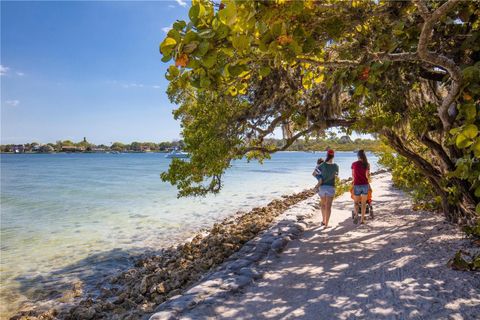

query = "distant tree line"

[
  {"left": 1, "top": 136, "right": 380, "bottom": 153},
  {"left": 0, "top": 138, "right": 186, "bottom": 153}
]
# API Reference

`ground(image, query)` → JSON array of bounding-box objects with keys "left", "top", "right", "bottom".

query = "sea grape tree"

[{"left": 160, "top": 0, "right": 479, "bottom": 223}]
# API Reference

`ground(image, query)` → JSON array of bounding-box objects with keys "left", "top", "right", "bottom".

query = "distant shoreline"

[{"left": 0, "top": 149, "right": 379, "bottom": 155}]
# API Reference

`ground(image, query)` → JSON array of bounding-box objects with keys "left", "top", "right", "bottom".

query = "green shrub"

[{"left": 377, "top": 150, "right": 441, "bottom": 211}]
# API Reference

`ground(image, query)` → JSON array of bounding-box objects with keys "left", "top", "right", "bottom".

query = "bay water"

[{"left": 0, "top": 151, "right": 378, "bottom": 318}]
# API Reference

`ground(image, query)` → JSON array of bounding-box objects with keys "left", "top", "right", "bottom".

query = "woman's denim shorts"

[
  {"left": 318, "top": 185, "right": 335, "bottom": 197},
  {"left": 354, "top": 184, "right": 369, "bottom": 196}
]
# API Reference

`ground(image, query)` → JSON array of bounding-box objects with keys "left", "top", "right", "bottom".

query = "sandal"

[{"left": 353, "top": 214, "right": 359, "bottom": 224}]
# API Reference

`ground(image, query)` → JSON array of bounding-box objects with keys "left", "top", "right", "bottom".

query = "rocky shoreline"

[
  {"left": 11, "top": 170, "right": 388, "bottom": 320},
  {"left": 11, "top": 185, "right": 320, "bottom": 319}
]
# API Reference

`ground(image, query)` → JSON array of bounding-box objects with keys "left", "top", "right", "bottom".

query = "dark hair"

[
  {"left": 325, "top": 153, "right": 334, "bottom": 163},
  {"left": 357, "top": 149, "right": 369, "bottom": 169},
  {"left": 317, "top": 158, "right": 324, "bottom": 165}
]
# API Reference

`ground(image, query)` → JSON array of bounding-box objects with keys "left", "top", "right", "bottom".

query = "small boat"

[{"left": 165, "top": 150, "right": 190, "bottom": 159}]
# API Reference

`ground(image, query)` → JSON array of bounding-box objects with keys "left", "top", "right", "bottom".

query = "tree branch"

[
  {"left": 415, "top": 0, "right": 430, "bottom": 20},
  {"left": 241, "top": 118, "right": 355, "bottom": 155},
  {"left": 297, "top": 58, "right": 360, "bottom": 68},
  {"left": 419, "top": 67, "right": 447, "bottom": 81},
  {"left": 371, "top": 52, "right": 418, "bottom": 62},
  {"left": 413, "top": 0, "right": 463, "bottom": 130}
]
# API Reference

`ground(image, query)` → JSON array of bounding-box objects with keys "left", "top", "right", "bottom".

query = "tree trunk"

[{"left": 382, "top": 130, "right": 476, "bottom": 224}]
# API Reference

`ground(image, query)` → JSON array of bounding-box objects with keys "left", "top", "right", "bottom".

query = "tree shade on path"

[{"left": 162, "top": 173, "right": 480, "bottom": 319}]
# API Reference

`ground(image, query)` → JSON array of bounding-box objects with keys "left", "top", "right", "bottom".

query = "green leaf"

[
  {"left": 314, "top": 73, "right": 325, "bottom": 83},
  {"left": 160, "top": 37, "right": 177, "bottom": 55},
  {"left": 463, "top": 103, "right": 477, "bottom": 121},
  {"left": 232, "top": 35, "right": 249, "bottom": 51},
  {"left": 200, "top": 75, "right": 211, "bottom": 88},
  {"left": 271, "top": 22, "right": 283, "bottom": 37},
  {"left": 202, "top": 53, "right": 217, "bottom": 68},
  {"left": 354, "top": 84, "right": 365, "bottom": 96},
  {"left": 198, "top": 29, "right": 215, "bottom": 39},
  {"left": 456, "top": 124, "right": 478, "bottom": 149},
  {"left": 456, "top": 134, "right": 474, "bottom": 149},
  {"left": 288, "top": 40, "right": 302, "bottom": 55},
  {"left": 472, "top": 140, "right": 480, "bottom": 158},
  {"left": 184, "top": 30, "right": 199, "bottom": 43},
  {"left": 216, "top": 24, "right": 230, "bottom": 39},
  {"left": 228, "top": 64, "right": 245, "bottom": 77},
  {"left": 475, "top": 186, "right": 480, "bottom": 198},
  {"left": 189, "top": 4, "right": 200, "bottom": 23},
  {"left": 464, "top": 124, "right": 479, "bottom": 139},
  {"left": 165, "top": 65, "right": 180, "bottom": 81},
  {"left": 168, "top": 65, "right": 179, "bottom": 77},
  {"left": 183, "top": 41, "right": 199, "bottom": 53},
  {"left": 173, "top": 20, "right": 186, "bottom": 31},
  {"left": 477, "top": 203, "right": 480, "bottom": 214},
  {"left": 161, "top": 54, "right": 172, "bottom": 63},
  {"left": 167, "top": 29, "right": 181, "bottom": 43},
  {"left": 218, "top": 2, "right": 237, "bottom": 26},
  {"left": 259, "top": 66, "right": 271, "bottom": 77},
  {"left": 220, "top": 47, "right": 234, "bottom": 58},
  {"left": 195, "top": 41, "right": 210, "bottom": 57}
]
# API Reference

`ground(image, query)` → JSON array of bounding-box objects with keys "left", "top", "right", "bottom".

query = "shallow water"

[{"left": 0, "top": 151, "right": 378, "bottom": 317}]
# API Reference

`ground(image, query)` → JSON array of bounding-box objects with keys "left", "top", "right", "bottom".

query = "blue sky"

[
  {"left": 1, "top": 0, "right": 190, "bottom": 144},
  {"left": 1, "top": 1, "right": 371, "bottom": 145}
]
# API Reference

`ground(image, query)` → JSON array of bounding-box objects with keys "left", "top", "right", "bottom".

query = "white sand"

[{"left": 172, "top": 173, "right": 480, "bottom": 320}]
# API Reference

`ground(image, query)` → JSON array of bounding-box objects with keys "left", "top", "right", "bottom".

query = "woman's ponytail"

[{"left": 357, "top": 149, "right": 369, "bottom": 169}]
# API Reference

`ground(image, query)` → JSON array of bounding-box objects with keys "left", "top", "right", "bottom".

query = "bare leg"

[
  {"left": 360, "top": 194, "right": 368, "bottom": 223},
  {"left": 320, "top": 195, "right": 327, "bottom": 225},
  {"left": 353, "top": 195, "right": 360, "bottom": 218},
  {"left": 324, "top": 196, "right": 334, "bottom": 226}
]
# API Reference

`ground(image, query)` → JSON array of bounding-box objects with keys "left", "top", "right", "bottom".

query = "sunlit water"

[{"left": 0, "top": 151, "right": 378, "bottom": 318}]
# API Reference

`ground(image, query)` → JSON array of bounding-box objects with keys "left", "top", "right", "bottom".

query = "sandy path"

[{"left": 177, "top": 173, "right": 480, "bottom": 320}]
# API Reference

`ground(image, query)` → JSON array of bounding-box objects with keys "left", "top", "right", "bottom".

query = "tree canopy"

[{"left": 159, "top": 0, "right": 479, "bottom": 223}]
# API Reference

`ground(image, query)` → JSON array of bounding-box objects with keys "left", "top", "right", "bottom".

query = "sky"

[
  {"left": 1, "top": 0, "right": 190, "bottom": 145},
  {"left": 1, "top": 0, "right": 371, "bottom": 145}
]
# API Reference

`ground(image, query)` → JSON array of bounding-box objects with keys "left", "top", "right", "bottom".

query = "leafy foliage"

[
  {"left": 377, "top": 147, "right": 441, "bottom": 211},
  {"left": 159, "top": 0, "right": 480, "bottom": 223}
]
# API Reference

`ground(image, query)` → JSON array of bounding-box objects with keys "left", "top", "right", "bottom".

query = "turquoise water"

[{"left": 0, "top": 151, "right": 378, "bottom": 317}]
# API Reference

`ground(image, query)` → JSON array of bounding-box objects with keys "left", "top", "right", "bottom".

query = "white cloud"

[
  {"left": 110, "top": 81, "right": 160, "bottom": 89},
  {"left": 175, "top": 0, "right": 187, "bottom": 7},
  {"left": 162, "top": 26, "right": 172, "bottom": 33},
  {"left": 122, "top": 83, "right": 144, "bottom": 88},
  {"left": 0, "top": 65, "right": 9, "bottom": 76},
  {"left": 16, "top": 72, "right": 25, "bottom": 76},
  {"left": 5, "top": 100, "right": 20, "bottom": 107}
]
